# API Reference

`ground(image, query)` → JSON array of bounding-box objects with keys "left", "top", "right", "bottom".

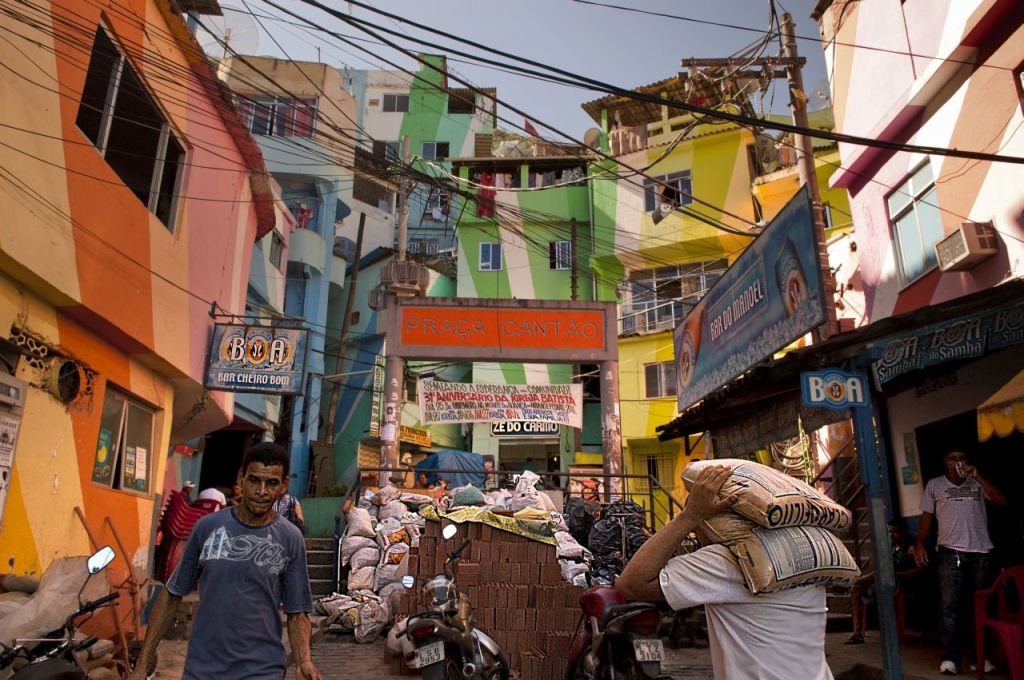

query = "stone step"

[
  {"left": 308, "top": 563, "right": 335, "bottom": 580},
  {"left": 310, "top": 579, "right": 336, "bottom": 597},
  {"left": 305, "top": 538, "right": 336, "bottom": 552},
  {"left": 307, "top": 549, "right": 336, "bottom": 566}
]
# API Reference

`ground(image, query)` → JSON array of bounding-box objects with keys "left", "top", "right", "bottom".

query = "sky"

[{"left": 208, "top": 0, "right": 832, "bottom": 139}]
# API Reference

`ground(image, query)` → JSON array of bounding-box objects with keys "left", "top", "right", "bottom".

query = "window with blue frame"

[
  {"left": 479, "top": 242, "right": 502, "bottom": 271},
  {"left": 887, "top": 161, "right": 944, "bottom": 284}
]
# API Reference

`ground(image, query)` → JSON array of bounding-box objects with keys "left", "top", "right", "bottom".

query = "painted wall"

[
  {"left": 817, "top": 0, "right": 1024, "bottom": 321},
  {"left": 0, "top": 0, "right": 265, "bottom": 580}
]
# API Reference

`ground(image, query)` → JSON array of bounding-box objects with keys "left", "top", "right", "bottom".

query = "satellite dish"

[
  {"left": 196, "top": 5, "right": 260, "bottom": 61},
  {"left": 583, "top": 127, "right": 602, "bottom": 150}
]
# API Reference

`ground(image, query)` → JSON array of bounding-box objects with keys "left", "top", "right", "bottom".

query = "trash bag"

[
  {"left": 554, "top": 531, "right": 591, "bottom": 560},
  {"left": 450, "top": 485, "right": 486, "bottom": 507},
  {"left": 346, "top": 507, "right": 376, "bottom": 538},
  {"left": 512, "top": 471, "right": 556, "bottom": 512},
  {"left": 587, "top": 519, "right": 621, "bottom": 558},
  {"left": 564, "top": 498, "right": 600, "bottom": 547},
  {"left": 350, "top": 547, "right": 381, "bottom": 571},
  {"left": 378, "top": 500, "right": 408, "bottom": 523}
]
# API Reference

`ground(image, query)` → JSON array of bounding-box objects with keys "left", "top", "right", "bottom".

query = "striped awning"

[{"left": 978, "top": 369, "right": 1024, "bottom": 441}]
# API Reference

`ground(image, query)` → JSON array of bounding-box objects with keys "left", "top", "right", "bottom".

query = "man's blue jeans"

[{"left": 937, "top": 547, "right": 992, "bottom": 664}]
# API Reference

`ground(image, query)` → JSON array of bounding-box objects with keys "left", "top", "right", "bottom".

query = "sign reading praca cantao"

[
  {"left": 674, "top": 187, "right": 825, "bottom": 411},
  {"left": 205, "top": 324, "right": 308, "bottom": 395}
]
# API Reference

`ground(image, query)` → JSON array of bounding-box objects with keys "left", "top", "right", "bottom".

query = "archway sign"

[{"left": 382, "top": 296, "right": 621, "bottom": 494}]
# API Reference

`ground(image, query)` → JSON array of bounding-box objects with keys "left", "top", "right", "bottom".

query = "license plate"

[
  {"left": 633, "top": 639, "right": 664, "bottom": 662},
  {"left": 410, "top": 641, "right": 445, "bottom": 669}
]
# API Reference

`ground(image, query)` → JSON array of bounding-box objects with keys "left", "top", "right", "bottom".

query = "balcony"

[
  {"left": 380, "top": 260, "right": 429, "bottom": 296},
  {"left": 288, "top": 228, "right": 326, "bottom": 273}
]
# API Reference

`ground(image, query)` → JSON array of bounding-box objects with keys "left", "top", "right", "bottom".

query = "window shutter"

[
  {"left": 549, "top": 242, "right": 558, "bottom": 269},
  {"left": 474, "top": 133, "right": 493, "bottom": 157},
  {"left": 644, "top": 364, "right": 660, "bottom": 398},
  {"left": 292, "top": 99, "right": 316, "bottom": 138}
]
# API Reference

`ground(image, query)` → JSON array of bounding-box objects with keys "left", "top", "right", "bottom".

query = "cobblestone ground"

[{"left": 154, "top": 635, "right": 715, "bottom": 679}]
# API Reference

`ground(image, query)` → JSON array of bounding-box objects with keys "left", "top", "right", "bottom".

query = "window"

[
  {"left": 353, "top": 146, "right": 396, "bottom": 211},
  {"left": 424, "top": 189, "right": 450, "bottom": 221},
  {"left": 374, "top": 140, "right": 401, "bottom": 164},
  {"left": 479, "top": 242, "right": 502, "bottom": 271},
  {"left": 448, "top": 90, "right": 474, "bottom": 114},
  {"left": 886, "top": 161, "right": 944, "bottom": 283},
  {"left": 823, "top": 202, "right": 833, "bottom": 230},
  {"left": 76, "top": 25, "right": 184, "bottom": 231},
  {"left": 549, "top": 240, "right": 572, "bottom": 270},
  {"left": 91, "top": 387, "right": 155, "bottom": 493},
  {"left": 268, "top": 232, "right": 284, "bottom": 269},
  {"left": 643, "top": 171, "right": 692, "bottom": 214},
  {"left": 421, "top": 142, "right": 450, "bottom": 161},
  {"left": 622, "top": 260, "right": 726, "bottom": 334},
  {"left": 644, "top": 362, "right": 677, "bottom": 398},
  {"left": 382, "top": 93, "right": 409, "bottom": 113},
  {"left": 238, "top": 96, "right": 317, "bottom": 138}
]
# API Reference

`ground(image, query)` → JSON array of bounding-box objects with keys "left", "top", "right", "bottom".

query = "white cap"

[{"left": 197, "top": 488, "right": 227, "bottom": 505}]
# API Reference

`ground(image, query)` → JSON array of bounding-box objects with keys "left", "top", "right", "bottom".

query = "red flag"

[{"left": 523, "top": 118, "right": 540, "bottom": 137}]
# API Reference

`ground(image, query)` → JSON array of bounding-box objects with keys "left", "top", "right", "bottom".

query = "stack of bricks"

[{"left": 397, "top": 520, "right": 583, "bottom": 679}]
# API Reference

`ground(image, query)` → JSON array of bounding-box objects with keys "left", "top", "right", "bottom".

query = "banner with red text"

[{"left": 418, "top": 380, "right": 583, "bottom": 429}]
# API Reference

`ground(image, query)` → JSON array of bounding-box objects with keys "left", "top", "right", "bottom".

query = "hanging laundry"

[{"left": 476, "top": 171, "right": 496, "bottom": 218}]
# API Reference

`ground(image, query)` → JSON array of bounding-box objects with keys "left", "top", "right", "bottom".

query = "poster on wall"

[
  {"left": 0, "top": 412, "right": 19, "bottom": 468},
  {"left": 674, "top": 186, "right": 824, "bottom": 412},
  {"left": 418, "top": 381, "right": 583, "bottom": 428},
  {"left": 134, "top": 446, "right": 148, "bottom": 491},
  {"left": 92, "top": 427, "right": 114, "bottom": 486},
  {"left": 205, "top": 324, "right": 308, "bottom": 396},
  {"left": 567, "top": 465, "right": 604, "bottom": 500}
]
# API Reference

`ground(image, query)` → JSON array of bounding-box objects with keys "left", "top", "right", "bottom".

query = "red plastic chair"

[{"left": 975, "top": 565, "right": 1024, "bottom": 680}]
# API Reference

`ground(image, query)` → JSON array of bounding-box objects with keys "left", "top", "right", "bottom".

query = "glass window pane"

[
  {"left": 92, "top": 390, "right": 125, "bottom": 486},
  {"left": 105, "top": 63, "right": 162, "bottom": 206},
  {"left": 910, "top": 162, "right": 934, "bottom": 194},
  {"left": 643, "top": 182, "right": 657, "bottom": 212},
  {"left": 155, "top": 133, "right": 183, "bottom": 230},
  {"left": 916, "top": 187, "right": 944, "bottom": 272},
  {"left": 895, "top": 212, "right": 926, "bottom": 282},
  {"left": 123, "top": 403, "right": 153, "bottom": 492},
  {"left": 77, "top": 28, "right": 120, "bottom": 145},
  {"left": 663, "top": 362, "right": 677, "bottom": 397},
  {"left": 887, "top": 175, "right": 914, "bottom": 216},
  {"left": 644, "top": 364, "right": 660, "bottom": 398}
]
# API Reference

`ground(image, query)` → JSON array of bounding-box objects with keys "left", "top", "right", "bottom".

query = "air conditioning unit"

[{"left": 935, "top": 221, "right": 998, "bottom": 272}]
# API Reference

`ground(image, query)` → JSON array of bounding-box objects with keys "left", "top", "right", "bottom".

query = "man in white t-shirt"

[
  {"left": 914, "top": 451, "right": 1005, "bottom": 675},
  {"left": 617, "top": 466, "right": 833, "bottom": 680}
]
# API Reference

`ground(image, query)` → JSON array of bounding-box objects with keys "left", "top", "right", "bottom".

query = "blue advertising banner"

[
  {"left": 870, "top": 299, "right": 1024, "bottom": 386},
  {"left": 205, "top": 324, "right": 308, "bottom": 395},
  {"left": 675, "top": 186, "right": 825, "bottom": 411}
]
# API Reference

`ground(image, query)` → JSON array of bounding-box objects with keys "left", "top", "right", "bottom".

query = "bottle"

[{"left": 775, "top": 236, "right": 809, "bottom": 316}]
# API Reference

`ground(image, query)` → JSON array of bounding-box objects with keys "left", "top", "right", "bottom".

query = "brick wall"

[{"left": 397, "top": 520, "right": 584, "bottom": 679}]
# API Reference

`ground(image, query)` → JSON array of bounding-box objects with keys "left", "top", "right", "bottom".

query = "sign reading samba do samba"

[
  {"left": 205, "top": 324, "right": 308, "bottom": 395},
  {"left": 674, "top": 187, "right": 826, "bottom": 411}
]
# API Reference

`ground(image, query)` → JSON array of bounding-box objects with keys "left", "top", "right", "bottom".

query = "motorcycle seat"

[{"left": 601, "top": 601, "right": 656, "bottom": 626}]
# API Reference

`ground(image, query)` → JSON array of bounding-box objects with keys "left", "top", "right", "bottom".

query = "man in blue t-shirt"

[{"left": 131, "top": 443, "right": 321, "bottom": 680}]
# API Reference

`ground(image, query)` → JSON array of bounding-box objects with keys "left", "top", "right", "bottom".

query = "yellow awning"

[{"left": 978, "top": 368, "right": 1024, "bottom": 441}]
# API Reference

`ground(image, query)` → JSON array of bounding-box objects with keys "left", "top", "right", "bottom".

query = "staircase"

[{"left": 305, "top": 537, "right": 336, "bottom": 599}]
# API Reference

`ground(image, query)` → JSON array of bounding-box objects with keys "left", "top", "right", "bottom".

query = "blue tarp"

[{"left": 415, "top": 450, "right": 485, "bottom": 488}]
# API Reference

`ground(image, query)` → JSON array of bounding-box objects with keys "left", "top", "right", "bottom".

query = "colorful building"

[
  {"left": 0, "top": 0, "right": 272, "bottom": 600},
  {"left": 812, "top": 0, "right": 1024, "bottom": 523},
  {"left": 220, "top": 55, "right": 354, "bottom": 495}
]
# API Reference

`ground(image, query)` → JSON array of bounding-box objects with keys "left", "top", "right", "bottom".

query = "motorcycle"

[
  {"left": 565, "top": 585, "right": 665, "bottom": 680},
  {"left": 0, "top": 546, "right": 124, "bottom": 680},
  {"left": 400, "top": 523, "right": 508, "bottom": 680}
]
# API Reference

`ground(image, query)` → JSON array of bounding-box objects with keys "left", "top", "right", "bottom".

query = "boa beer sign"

[
  {"left": 801, "top": 369, "right": 868, "bottom": 411},
  {"left": 205, "top": 324, "right": 308, "bottom": 395}
]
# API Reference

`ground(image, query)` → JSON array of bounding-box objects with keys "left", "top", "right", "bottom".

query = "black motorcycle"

[{"left": 0, "top": 547, "right": 125, "bottom": 680}]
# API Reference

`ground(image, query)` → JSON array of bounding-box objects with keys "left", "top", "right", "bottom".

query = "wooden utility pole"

[
  {"left": 324, "top": 212, "right": 365, "bottom": 445},
  {"left": 396, "top": 136, "right": 411, "bottom": 261},
  {"left": 780, "top": 12, "right": 839, "bottom": 340}
]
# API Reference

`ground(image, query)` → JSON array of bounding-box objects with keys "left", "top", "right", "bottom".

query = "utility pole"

[
  {"left": 570, "top": 217, "right": 579, "bottom": 302},
  {"left": 324, "top": 212, "right": 365, "bottom": 445},
  {"left": 781, "top": 12, "right": 839, "bottom": 340},
  {"left": 379, "top": 135, "right": 412, "bottom": 484}
]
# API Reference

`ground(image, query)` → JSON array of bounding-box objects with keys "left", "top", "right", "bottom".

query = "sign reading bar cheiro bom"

[
  {"left": 674, "top": 186, "right": 825, "bottom": 411},
  {"left": 419, "top": 380, "right": 583, "bottom": 429},
  {"left": 205, "top": 324, "right": 308, "bottom": 395}
]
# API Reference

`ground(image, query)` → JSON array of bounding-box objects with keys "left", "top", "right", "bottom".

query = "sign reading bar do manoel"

[
  {"left": 801, "top": 369, "right": 868, "bottom": 411},
  {"left": 205, "top": 324, "right": 308, "bottom": 396}
]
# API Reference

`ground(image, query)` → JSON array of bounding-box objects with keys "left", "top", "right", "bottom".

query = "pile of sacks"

[
  {"left": 682, "top": 459, "right": 860, "bottom": 593},
  {"left": 329, "top": 486, "right": 433, "bottom": 641}
]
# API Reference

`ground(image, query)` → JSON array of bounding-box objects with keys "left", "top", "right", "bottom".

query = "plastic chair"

[{"left": 975, "top": 565, "right": 1024, "bottom": 680}]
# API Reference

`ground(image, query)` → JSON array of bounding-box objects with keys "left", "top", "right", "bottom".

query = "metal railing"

[{"left": 809, "top": 443, "right": 871, "bottom": 572}]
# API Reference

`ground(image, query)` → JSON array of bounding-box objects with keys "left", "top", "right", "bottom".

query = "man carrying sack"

[{"left": 618, "top": 463, "right": 854, "bottom": 680}]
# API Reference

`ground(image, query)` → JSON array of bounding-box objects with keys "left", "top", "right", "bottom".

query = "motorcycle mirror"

[
  {"left": 441, "top": 524, "right": 458, "bottom": 540},
  {"left": 87, "top": 546, "right": 116, "bottom": 574},
  {"left": 401, "top": 575, "right": 415, "bottom": 589}
]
